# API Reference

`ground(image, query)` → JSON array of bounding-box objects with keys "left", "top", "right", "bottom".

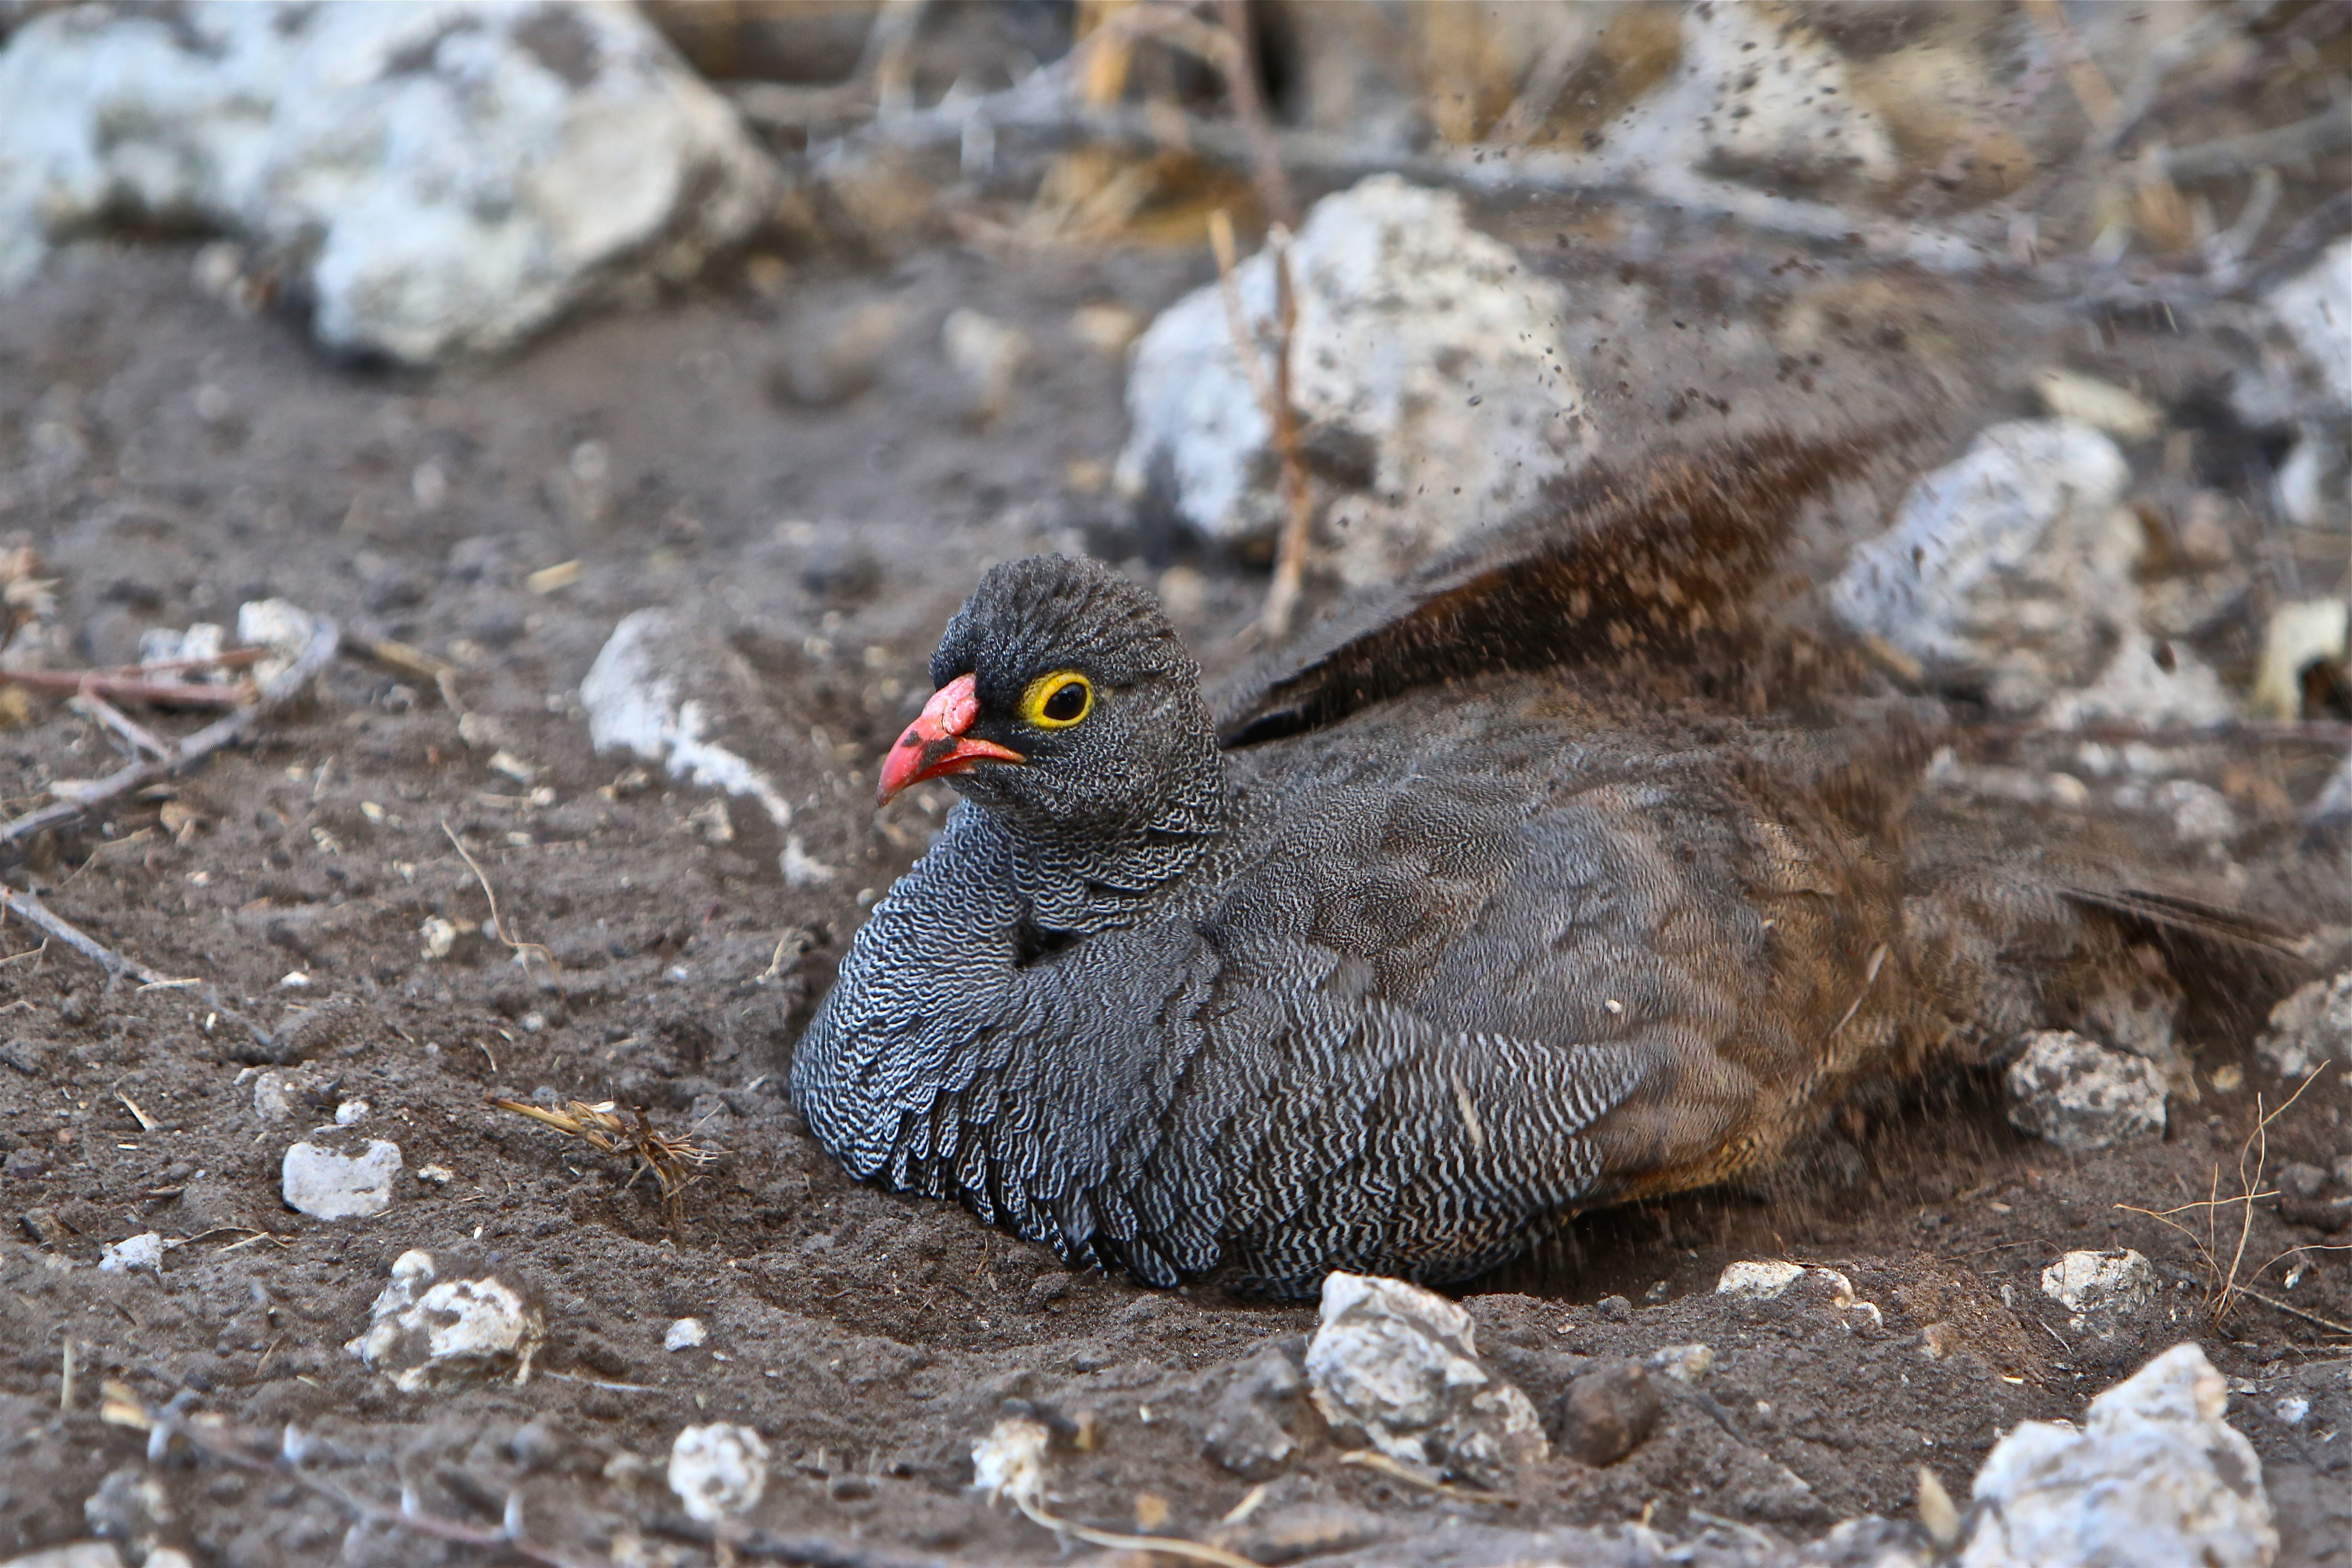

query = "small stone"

[
  {"left": 2004, "top": 1031, "right": 2166, "bottom": 1153},
  {"left": 414, "top": 1164, "right": 454, "bottom": 1186},
  {"left": 282, "top": 1139, "right": 402, "bottom": 1220},
  {"left": 1649, "top": 1344, "right": 1714, "bottom": 1383},
  {"left": 1716, "top": 1260, "right": 1807, "bottom": 1298},
  {"left": 2254, "top": 972, "right": 2351, "bottom": 1082},
  {"left": 2040, "top": 1249, "right": 2156, "bottom": 1338},
  {"left": 664, "top": 1317, "right": 707, "bottom": 1351},
  {"left": 333, "top": 1098, "right": 370, "bottom": 1126},
  {"left": 345, "top": 1250, "right": 545, "bottom": 1391},
  {"left": 941, "top": 308, "right": 1028, "bottom": 425},
  {"left": 1305, "top": 1272, "right": 1546, "bottom": 1489},
  {"left": 97, "top": 1232, "right": 165, "bottom": 1274},
  {"left": 2034, "top": 368, "right": 2162, "bottom": 444},
  {"left": 1552, "top": 1360, "right": 1660, "bottom": 1467},
  {"left": 669, "top": 1423, "right": 769, "bottom": 1524},
  {"left": 1204, "top": 1338, "right": 1311, "bottom": 1480},
  {"left": 1716, "top": 1260, "right": 1884, "bottom": 1329},
  {"left": 1960, "top": 1343, "right": 2275, "bottom": 1568},
  {"left": 1594, "top": 1294, "right": 1632, "bottom": 1323}
]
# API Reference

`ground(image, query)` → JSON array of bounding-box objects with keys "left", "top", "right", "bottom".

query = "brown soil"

[{"left": 1, "top": 233, "right": 2347, "bottom": 1568}]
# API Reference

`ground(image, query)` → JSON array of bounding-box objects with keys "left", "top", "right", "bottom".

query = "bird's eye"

[{"left": 1019, "top": 671, "right": 1093, "bottom": 729}]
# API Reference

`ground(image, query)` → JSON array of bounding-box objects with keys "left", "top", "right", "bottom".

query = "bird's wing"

[{"left": 1213, "top": 423, "right": 1905, "bottom": 747}]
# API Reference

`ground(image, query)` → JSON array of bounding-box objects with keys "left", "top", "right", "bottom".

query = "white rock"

[
  {"left": 1116, "top": 175, "right": 1587, "bottom": 583},
  {"left": 346, "top": 1249, "right": 545, "bottom": 1392},
  {"left": 664, "top": 1317, "right": 707, "bottom": 1351},
  {"left": 1960, "top": 1343, "right": 2275, "bottom": 1568},
  {"left": 668, "top": 1423, "right": 769, "bottom": 1524},
  {"left": 235, "top": 598, "right": 316, "bottom": 684},
  {"left": 2250, "top": 599, "right": 2349, "bottom": 721},
  {"left": 0, "top": 2, "right": 775, "bottom": 364},
  {"left": 2040, "top": 1250, "right": 2157, "bottom": 1337},
  {"left": 2043, "top": 630, "right": 2237, "bottom": 732},
  {"left": 2004, "top": 1031, "right": 2166, "bottom": 1153},
  {"left": 251, "top": 1070, "right": 296, "bottom": 1120},
  {"left": 97, "top": 1232, "right": 165, "bottom": 1273},
  {"left": 2255, "top": 972, "right": 2351, "bottom": 1081},
  {"left": 1716, "top": 1260, "right": 1807, "bottom": 1298},
  {"left": 580, "top": 607, "right": 792, "bottom": 829},
  {"left": 1833, "top": 421, "right": 2140, "bottom": 717},
  {"left": 970, "top": 1416, "right": 1049, "bottom": 1509},
  {"left": 333, "top": 1097, "right": 371, "bottom": 1126},
  {"left": 280, "top": 1138, "right": 402, "bottom": 1220},
  {"left": 1715, "top": 1260, "right": 1883, "bottom": 1329},
  {"left": 2262, "top": 236, "right": 2352, "bottom": 413},
  {"left": 1305, "top": 1271, "right": 1547, "bottom": 1488},
  {"left": 2150, "top": 779, "right": 2239, "bottom": 845},
  {"left": 1608, "top": 3, "right": 1898, "bottom": 192},
  {"left": 1648, "top": 1343, "right": 1714, "bottom": 1383}
]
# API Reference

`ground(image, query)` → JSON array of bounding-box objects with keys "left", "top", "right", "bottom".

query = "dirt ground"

[{"left": 1, "top": 210, "right": 2349, "bottom": 1568}]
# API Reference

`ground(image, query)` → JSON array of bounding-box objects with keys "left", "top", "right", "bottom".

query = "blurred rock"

[
  {"left": 941, "top": 307, "right": 1028, "bottom": 426},
  {"left": 346, "top": 1248, "right": 546, "bottom": 1391},
  {"left": 1305, "top": 1270, "right": 1547, "bottom": 1489},
  {"left": 2004, "top": 1031, "right": 2166, "bottom": 1153},
  {"left": 2254, "top": 972, "right": 2350, "bottom": 1082},
  {"left": 1960, "top": 1343, "right": 2275, "bottom": 1568},
  {"left": 1552, "top": 1360, "right": 1660, "bottom": 1467},
  {"left": 581, "top": 606, "right": 794, "bottom": 830},
  {"left": 1204, "top": 1337, "right": 1313, "bottom": 1480},
  {"left": 1117, "top": 175, "right": 1587, "bottom": 585},
  {"left": 2251, "top": 600, "right": 2349, "bottom": 721},
  {"left": 0, "top": 2, "right": 775, "bottom": 363},
  {"left": 1604, "top": 2, "right": 1898, "bottom": 191},
  {"left": 670, "top": 1423, "right": 769, "bottom": 1524},
  {"left": 2040, "top": 1250, "right": 2156, "bottom": 1339},
  {"left": 2034, "top": 369, "right": 2161, "bottom": 445},
  {"left": 1834, "top": 421, "right": 2182, "bottom": 719},
  {"left": 2262, "top": 237, "right": 2352, "bottom": 416},
  {"left": 2275, "top": 1162, "right": 2349, "bottom": 1234},
  {"left": 96, "top": 1232, "right": 164, "bottom": 1274},
  {"left": 281, "top": 1137, "right": 402, "bottom": 1220}
]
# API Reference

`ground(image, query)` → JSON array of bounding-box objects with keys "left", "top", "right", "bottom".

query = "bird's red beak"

[{"left": 876, "top": 672, "right": 1025, "bottom": 804}]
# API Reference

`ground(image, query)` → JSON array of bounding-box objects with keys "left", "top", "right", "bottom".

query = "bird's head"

[{"left": 878, "top": 556, "right": 1219, "bottom": 835}]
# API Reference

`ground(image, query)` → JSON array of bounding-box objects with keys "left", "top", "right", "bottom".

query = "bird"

[{"left": 788, "top": 428, "right": 2285, "bottom": 1297}]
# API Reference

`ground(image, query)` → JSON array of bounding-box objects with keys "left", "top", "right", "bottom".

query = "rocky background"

[{"left": 0, "top": 3, "right": 2347, "bottom": 1567}]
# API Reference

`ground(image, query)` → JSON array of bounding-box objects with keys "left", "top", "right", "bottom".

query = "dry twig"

[
  {"left": 2117, "top": 1067, "right": 2338, "bottom": 1328},
  {"left": 101, "top": 1391, "right": 600, "bottom": 1568},
  {"left": 441, "top": 821, "right": 559, "bottom": 988},
  {"left": 1206, "top": 209, "right": 1316, "bottom": 639},
  {"left": 1, "top": 613, "right": 339, "bottom": 848}
]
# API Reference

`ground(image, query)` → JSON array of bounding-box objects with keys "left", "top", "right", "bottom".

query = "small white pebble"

[
  {"left": 666, "top": 966, "right": 692, "bottom": 984},
  {"left": 279, "top": 971, "right": 310, "bottom": 988},
  {"left": 334, "top": 1098, "right": 371, "bottom": 1126},
  {"left": 521, "top": 1012, "right": 546, "bottom": 1033},
  {"left": 415, "top": 1164, "right": 455, "bottom": 1186},
  {"left": 665, "top": 1317, "right": 708, "bottom": 1351}
]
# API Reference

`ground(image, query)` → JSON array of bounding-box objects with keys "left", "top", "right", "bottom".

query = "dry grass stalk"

[
  {"left": 489, "top": 1096, "right": 717, "bottom": 1224},
  {"left": 441, "top": 821, "right": 560, "bottom": 989},
  {"left": 2118, "top": 1066, "right": 2351, "bottom": 1336},
  {"left": 1206, "top": 208, "right": 1316, "bottom": 639}
]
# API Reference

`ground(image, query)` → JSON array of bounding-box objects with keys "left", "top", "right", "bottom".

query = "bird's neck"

[{"left": 999, "top": 741, "right": 1229, "bottom": 936}]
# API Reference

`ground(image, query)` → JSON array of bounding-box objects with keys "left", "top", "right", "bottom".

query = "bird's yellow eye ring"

[{"left": 1019, "top": 671, "right": 1093, "bottom": 729}]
